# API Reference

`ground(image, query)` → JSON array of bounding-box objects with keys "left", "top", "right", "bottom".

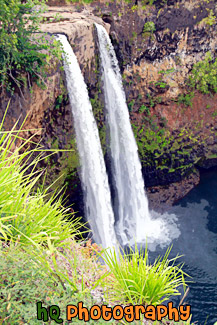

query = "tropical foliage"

[{"left": 0, "top": 0, "right": 61, "bottom": 93}]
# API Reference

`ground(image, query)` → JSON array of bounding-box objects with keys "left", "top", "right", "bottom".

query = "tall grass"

[
  {"left": 0, "top": 109, "right": 82, "bottom": 246},
  {"left": 100, "top": 244, "right": 189, "bottom": 306},
  {"left": 0, "top": 238, "right": 110, "bottom": 324}
]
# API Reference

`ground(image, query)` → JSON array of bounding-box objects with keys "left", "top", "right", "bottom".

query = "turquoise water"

[{"left": 148, "top": 168, "right": 217, "bottom": 324}]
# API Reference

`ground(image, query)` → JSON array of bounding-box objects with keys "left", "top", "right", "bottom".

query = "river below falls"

[{"left": 147, "top": 168, "right": 217, "bottom": 324}]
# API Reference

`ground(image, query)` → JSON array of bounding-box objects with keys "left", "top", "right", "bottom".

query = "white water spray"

[
  {"left": 57, "top": 34, "right": 117, "bottom": 250},
  {"left": 95, "top": 23, "right": 178, "bottom": 246}
]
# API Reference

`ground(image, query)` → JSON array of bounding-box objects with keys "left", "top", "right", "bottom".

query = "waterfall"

[
  {"left": 56, "top": 34, "right": 117, "bottom": 250},
  {"left": 95, "top": 23, "right": 167, "bottom": 245}
]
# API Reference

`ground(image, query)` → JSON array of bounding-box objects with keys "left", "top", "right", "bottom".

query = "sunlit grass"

[
  {"left": 0, "top": 106, "right": 83, "bottom": 246},
  {"left": 100, "top": 244, "right": 189, "bottom": 306}
]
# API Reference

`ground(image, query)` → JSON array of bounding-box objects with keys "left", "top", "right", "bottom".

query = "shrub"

[
  {"left": 128, "top": 99, "right": 135, "bottom": 112},
  {"left": 0, "top": 245, "right": 71, "bottom": 324},
  {"left": 139, "top": 104, "right": 150, "bottom": 114},
  {"left": 177, "top": 92, "right": 194, "bottom": 107},
  {"left": 143, "top": 21, "right": 156, "bottom": 34},
  {"left": 200, "top": 9, "right": 216, "bottom": 27},
  {"left": 141, "top": 0, "right": 168, "bottom": 6},
  {"left": 188, "top": 52, "right": 217, "bottom": 94},
  {"left": 155, "top": 81, "right": 168, "bottom": 89}
]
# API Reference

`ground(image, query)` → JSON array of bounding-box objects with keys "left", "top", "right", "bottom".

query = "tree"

[{"left": 0, "top": 0, "right": 60, "bottom": 94}]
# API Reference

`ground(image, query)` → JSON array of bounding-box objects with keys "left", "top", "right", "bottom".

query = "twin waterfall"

[{"left": 57, "top": 25, "right": 167, "bottom": 250}]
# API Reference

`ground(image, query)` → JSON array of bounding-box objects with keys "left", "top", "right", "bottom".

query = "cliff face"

[
  {"left": 87, "top": 0, "right": 217, "bottom": 208},
  {"left": 104, "top": 0, "right": 217, "bottom": 183},
  {"left": 88, "top": 0, "right": 216, "bottom": 208},
  {"left": 0, "top": 0, "right": 216, "bottom": 209}
]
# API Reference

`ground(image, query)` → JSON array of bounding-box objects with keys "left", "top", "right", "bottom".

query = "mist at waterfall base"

[{"left": 148, "top": 168, "right": 217, "bottom": 325}]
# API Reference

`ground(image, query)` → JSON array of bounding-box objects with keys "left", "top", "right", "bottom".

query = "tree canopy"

[{"left": 0, "top": 0, "right": 60, "bottom": 94}]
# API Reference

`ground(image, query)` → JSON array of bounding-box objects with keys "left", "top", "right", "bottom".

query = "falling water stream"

[
  {"left": 56, "top": 34, "right": 117, "bottom": 250},
  {"left": 95, "top": 23, "right": 180, "bottom": 247}
]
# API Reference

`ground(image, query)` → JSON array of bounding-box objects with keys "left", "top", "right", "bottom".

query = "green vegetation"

[
  {"left": 177, "top": 92, "right": 194, "bottom": 107},
  {"left": 0, "top": 0, "right": 62, "bottom": 94},
  {"left": 188, "top": 52, "right": 217, "bottom": 94},
  {"left": 139, "top": 104, "right": 150, "bottom": 114},
  {"left": 55, "top": 94, "right": 67, "bottom": 110},
  {"left": 1, "top": 245, "right": 77, "bottom": 323},
  {"left": 141, "top": 0, "right": 168, "bottom": 5},
  {"left": 199, "top": 9, "right": 216, "bottom": 26},
  {"left": 142, "top": 21, "right": 156, "bottom": 39},
  {"left": 158, "top": 68, "right": 176, "bottom": 75},
  {"left": 170, "top": 51, "right": 217, "bottom": 108},
  {"left": 0, "top": 110, "right": 192, "bottom": 324},
  {"left": 0, "top": 238, "right": 109, "bottom": 324},
  {"left": 101, "top": 245, "right": 189, "bottom": 306},
  {"left": 130, "top": 4, "right": 138, "bottom": 12},
  {"left": 0, "top": 111, "right": 110, "bottom": 324},
  {"left": 143, "top": 21, "right": 156, "bottom": 33},
  {"left": 212, "top": 110, "right": 217, "bottom": 117},
  {"left": 174, "top": 51, "right": 217, "bottom": 107},
  {"left": 132, "top": 119, "right": 201, "bottom": 177},
  {"left": 151, "top": 68, "right": 175, "bottom": 92},
  {"left": 0, "top": 119, "right": 81, "bottom": 246},
  {"left": 155, "top": 81, "right": 168, "bottom": 89},
  {"left": 128, "top": 99, "right": 135, "bottom": 112}
]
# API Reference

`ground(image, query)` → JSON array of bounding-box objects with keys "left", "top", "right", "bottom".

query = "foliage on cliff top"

[{"left": 0, "top": 0, "right": 62, "bottom": 94}]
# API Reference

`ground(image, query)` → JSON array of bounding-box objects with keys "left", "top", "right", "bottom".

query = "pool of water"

[{"left": 148, "top": 169, "right": 217, "bottom": 325}]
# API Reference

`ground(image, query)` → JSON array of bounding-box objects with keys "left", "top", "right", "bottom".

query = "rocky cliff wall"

[
  {"left": 86, "top": 0, "right": 217, "bottom": 207},
  {"left": 0, "top": 0, "right": 216, "bottom": 210}
]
